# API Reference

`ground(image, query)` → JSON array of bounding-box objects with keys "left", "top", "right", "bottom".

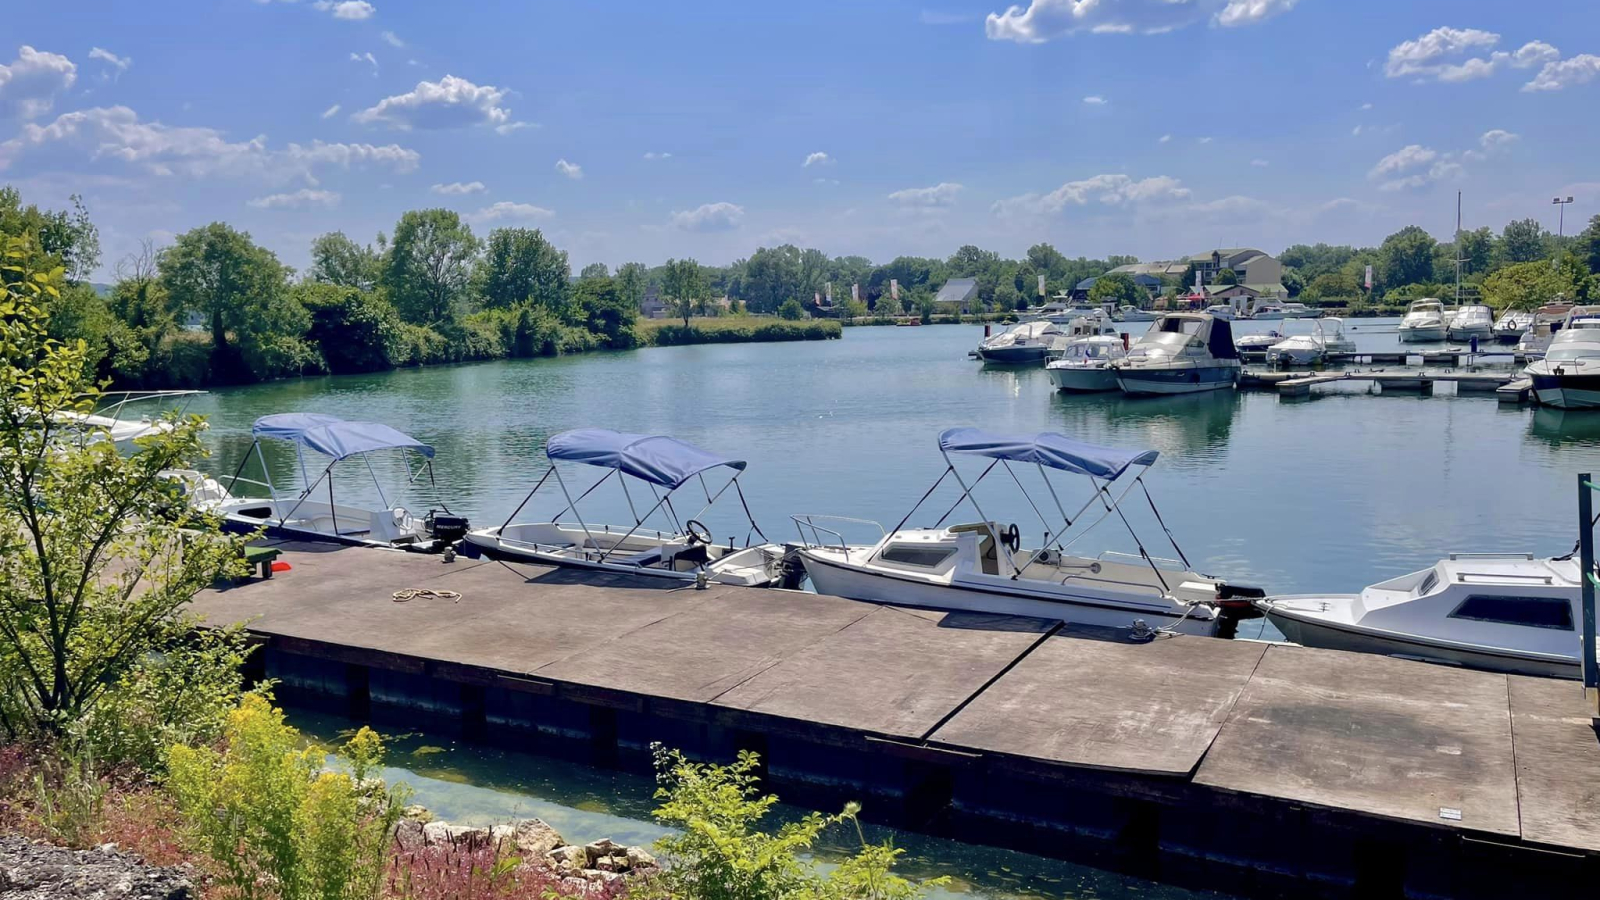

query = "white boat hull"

[
  {"left": 1397, "top": 325, "right": 1445, "bottom": 342},
  {"left": 462, "top": 528, "right": 785, "bottom": 587},
  {"left": 1265, "top": 606, "right": 1578, "bottom": 679},
  {"left": 801, "top": 549, "right": 1218, "bottom": 635},
  {"left": 1447, "top": 325, "right": 1492, "bottom": 342},
  {"left": 1047, "top": 365, "right": 1120, "bottom": 393},
  {"left": 1115, "top": 363, "right": 1239, "bottom": 395}
]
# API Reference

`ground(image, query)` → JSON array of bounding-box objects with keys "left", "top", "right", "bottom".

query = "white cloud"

[
  {"left": 1369, "top": 144, "right": 1437, "bottom": 178},
  {"left": 555, "top": 158, "right": 582, "bottom": 179},
  {"left": 352, "top": 75, "right": 513, "bottom": 130},
  {"left": 1524, "top": 54, "right": 1600, "bottom": 92},
  {"left": 1250, "top": 158, "right": 1269, "bottom": 167},
  {"left": 1158, "top": 134, "right": 1171, "bottom": 143},
  {"left": 380, "top": 30, "right": 405, "bottom": 48},
  {"left": 494, "top": 121, "right": 534, "bottom": 135},
  {"left": 1512, "top": 41, "right": 1560, "bottom": 69},
  {"left": 464, "top": 201, "right": 554, "bottom": 225},
  {"left": 88, "top": 47, "right": 131, "bottom": 75},
  {"left": 993, "top": 173, "right": 1189, "bottom": 217},
  {"left": 430, "top": 181, "right": 485, "bottom": 195},
  {"left": 321, "top": 103, "right": 341, "bottom": 119},
  {"left": 0, "top": 46, "right": 77, "bottom": 119},
  {"left": 313, "top": 0, "right": 375, "bottom": 20},
  {"left": 1082, "top": 95, "right": 1107, "bottom": 105},
  {"left": 1214, "top": 0, "right": 1299, "bottom": 28},
  {"left": 248, "top": 188, "right": 339, "bottom": 209},
  {"left": 1198, "top": 136, "right": 1213, "bottom": 144},
  {"left": 0, "top": 106, "right": 421, "bottom": 182},
  {"left": 642, "top": 151, "right": 671, "bottom": 160},
  {"left": 350, "top": 51, "right": 378, "bottom": 73},
  {"left": 1478, "top": 128, "right": 1520, "bottom": 151},
  {"left": 887, "top": 182, "right": 963, "bottom": 207},
  {"left": 1385, "top": 27, "right": 1500, "bottom": 79},
  {"left": 985, "top": 0, "right": 1296, "bottom": 42},
  {"left": 670, "top": 201, "right": 744, "bottom": 232},
  {"left": 1359, "top": 102, "right": 1373, "bottom": 110},
  {"left": 803, "top": 151, "right": 832, "bottom": 167}
]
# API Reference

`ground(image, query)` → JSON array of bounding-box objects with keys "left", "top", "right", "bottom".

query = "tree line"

[{"left": 5, "top": 183, "right": 1600, "bottom": 389}]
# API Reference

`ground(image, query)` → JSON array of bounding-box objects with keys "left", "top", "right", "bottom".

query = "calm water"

[{"left": 179, "top": 320, "right": 1600, "bottom": 899}]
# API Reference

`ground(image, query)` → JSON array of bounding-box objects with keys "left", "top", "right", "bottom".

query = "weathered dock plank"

[
  {"left": 930, "top": 625, "right": 1267, "bottom": 776},
  {"left": 1508, "top": 675, "right": 1600, "bottom": 852},
  {"left": 1194, "top": 644, "right": 1520, "bottom": 838},
  {"left": 713, "top": 606, "right": 1055, "bottom": 739}
]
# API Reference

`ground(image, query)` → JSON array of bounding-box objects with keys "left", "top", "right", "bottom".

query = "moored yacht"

[
  {"left": 1111, "top": 312, "right": 1242, "bottom": 395},
  {"left": 1396, "top": 299, "right": 1447, "bottom": 342},
  {"left": 975, "top": 320, "right": 1072, "bottom": 364},
  {"left": 1525, "top": 309, "right": 1600, "bottom": 409},
  {"left": 1515, "top": 303, "right": 1577, "bottom": 362},
  {"left": 795, "top": 428, "right": 1264, "bottom": 634},
  {"left": 1446, "top": 303, "right": 1493, "bottom": 342},
  {"left": 1257, "top": 553, "right": 1587, "bottom": 678},
  {"left": 1265, "top": 317, "right": 1356, "bottom": 366},
  {"left": 1114, "top": 305, "right": 1158, "bottom": 322},
  {"left": 462, "top": 428, "right": 791, "bottom": 586},
  {"left": 1252, "top": 301, "right": 1321, "bottom": 320},
  {"left": 1045, "top": 334, "right": 1127, "bottom": 392},
  {"left": 1493, "top": 308, "right": 1535, "bottom": 342}
]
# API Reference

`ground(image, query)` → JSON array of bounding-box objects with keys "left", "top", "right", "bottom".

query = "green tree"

[
  {"left": 159, "top": 222, "right": 312, "bottom": 380},
  {"left": 1499, "top": 218, "right": 1548, "bottom": 265},
  {"left": 1088, "top": 272, "right": 1145, "bottom": 306},
  {"left": 1572, "top": 215, "right": 1600, "bottom": 275},
  {"left": 662, "top": 257, "right": 707, "bottom": 327},
  {"left": 570, "top": 275, "right": 640, "bottom": 348},
  {"left": 0, "top": 187, "right": 100, "bottom": 282},
  {"left": 308, "top": 231, "right": 381, "bottom": 291},
  {"left": 743, "top": 245, "right": 803, "bottom": 313},
  {"left": 616, "top": 261, "right": 649, "bottom": 311},
  {"left": 0, "top": 237, "right": 243, "bottom": 739},
  {"left": 1482, "top": 257, "right": 1596, "bottom": 310},
  {"left": 777, "top": 298, "right": 805, "bottom": 320},
  {"left": 579, "top": 261, "right": 610, "bottom": 280},
  {"left": 478, "top": 227, "right": 568, "bottom": 314},
  {"left": 1378, "top": 225, "right": 1437, "bottom": 289},
  {"left": 384, "top": 209, "right": 481, "bottom": 324},
  {"left": 1215, "top": 268, "right": 1239, "bottom": 286},
  {"left": 1280, "top": 267, "right": 1305, "bottom": 297}
]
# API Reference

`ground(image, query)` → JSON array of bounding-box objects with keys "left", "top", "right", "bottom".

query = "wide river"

[{"left": 183, "top": 318, "right": 1600, "bottom": 899}]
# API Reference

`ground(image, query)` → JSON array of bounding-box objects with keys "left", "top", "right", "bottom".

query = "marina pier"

[{"left": 194, "top": 543, "right": 1600, "bottom": 900}]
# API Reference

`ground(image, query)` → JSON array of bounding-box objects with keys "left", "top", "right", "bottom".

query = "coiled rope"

[{"left": 392, "top": 588, "right": 461, "bottom": 603}]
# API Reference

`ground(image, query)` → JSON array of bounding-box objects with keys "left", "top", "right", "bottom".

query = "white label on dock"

[{"left": 1439, "top": 807, "right": 1462, "bottom": 821}]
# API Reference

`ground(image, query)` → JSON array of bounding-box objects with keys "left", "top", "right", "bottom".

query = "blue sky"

[{"left": 3, "top": 1, "right": 1598, "bottom": 279}]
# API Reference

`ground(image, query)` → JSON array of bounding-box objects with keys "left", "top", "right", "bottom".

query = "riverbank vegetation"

[{"left": 0, "top": 247, "right": 938, "bottom": 898}]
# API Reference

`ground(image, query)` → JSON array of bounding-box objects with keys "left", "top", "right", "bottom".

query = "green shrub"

[
  {"left": 166, "top": 694, "right": 407, "bottom": 900},
  {"left": 777, "top": 299, "right": 805, "bottom": 320},
  {"left": 644, "top": 319, "right": 840, "bottom": 346},
  {"left": 646, "top": 746, "right": 941, "bottom": 900},
  {"left": 300, "top": 284, "right": 401, "bottom": 374}
]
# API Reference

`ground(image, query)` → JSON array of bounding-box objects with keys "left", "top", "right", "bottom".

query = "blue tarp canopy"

[
  {"left": 251, "top": 414, "right": 434, "bottom": 461},
  {"left": 546, "top": 428, "right": 745, "bottom": 489},
  {"left": 937, "top": 427, "right": 1158, "bottom": 480}
]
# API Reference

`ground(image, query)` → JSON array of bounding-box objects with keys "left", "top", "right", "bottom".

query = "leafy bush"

[
  {"left": 644, "top": 320, "right": 840, "bottom": 346},
  {"left": 777, "top": 299, "right": 805, "bottom": 320},
  {"left": 301, "top": 283, "right": 402, "bottom": 374},
  {"left": 646, "top": 746, "right": 940, "bottom": 900},
  {"left": 166, "top": 694, "right": 409, "bottom": 900}
]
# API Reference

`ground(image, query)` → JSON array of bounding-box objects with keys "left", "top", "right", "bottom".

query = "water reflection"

[
  {"left": 1047, "top": 390, "right": 1240, "bottom": 467},
  {"left": 1527, "top": 407, "right": 1600, "bottom": 449}
]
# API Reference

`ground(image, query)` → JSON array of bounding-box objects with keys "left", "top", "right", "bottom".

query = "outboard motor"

[
  {"left": 1213, "top": 581, "right": 1266, "bottom": 622},
  {"left": 425, "top": 510, "right": 470, "bottom": 546}
]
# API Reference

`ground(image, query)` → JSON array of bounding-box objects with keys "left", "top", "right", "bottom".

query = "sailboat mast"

[{"left": 1455, "top": 191, "right": 1463, "bottom": 306}]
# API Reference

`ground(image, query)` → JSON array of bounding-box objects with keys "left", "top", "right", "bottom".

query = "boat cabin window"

[
  {"left": 1156, "top": 318, "right": 1203, "bottom": 336},
  {"left": 878, "top": 545, "right": 956, "bottom": 568},
  {"left": 1546, "top": 345, "right": 1600, "bottom": 361},
  {"left": 1447, "top": 595, "right": 1574, "bottom": 631},
  {"left": 1415, "top": 570, "right": 1438, "bottom": 595}
]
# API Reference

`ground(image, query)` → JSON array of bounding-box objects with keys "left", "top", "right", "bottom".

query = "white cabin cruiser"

[
  {"left": 208, "top": 414, "right": 466, "bottom": 551},
  {"left": 1257, "top": 553, "right": 1588, "bottom": 678},
  {"left": 1396, "top": 299, "right": 1447, "bottom": 343},
  {"left": 1234, "top": 329, "right": 1284, "bottom": 354},
  {"left": 800, "top": 425, "right": 1260, "bottom": 630},
  {"left": 1046, "top": 335, "right": 1127, "bottom": 393},
  {"left": 1493, "top": 309, "right": 1534, "bottom": 343},
  {"left": 1446, "top": 304, "right": 1493, "bottom": 342},
  {"left": 462, "top": 429, "right": 790, "bottom": 587},
  {"left": 1525, "top": 310, "right": 1600, "bottom": 409},
  {"left": 1265, "top": 317, "right": 1357, "bottom": 366},
  {"left": 796, "top": 429, "right": 1264, "bottom": 634},
  {"left": 1515, "top": 304, "right": 1578, "bottom": 362},
  {"left": 1111, "top": 312, "right": 1242, "bottom": 395},
  {"left": 975, "top": 320, "right": 1072, "bottom": 364},
  {"left": 1252, "top": 302, "right": 1320, "bottom": 320},
  {"left": 1202, "top": 304, "right": 1235, "bottom": 321},
  {"left": 1115, "top": 305, "right": 1158, "bottom": 322}
]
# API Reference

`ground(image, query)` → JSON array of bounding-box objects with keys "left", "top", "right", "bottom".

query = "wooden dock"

[
  {"left": 1239, "top": 349, "right": 1520, "bottom": 366},
  {"left": 190, "top": 544, "right": 1600, "bottom": 899},
  {"left": 1241, "top": 368, "right": 1520, "bottom": 397}
]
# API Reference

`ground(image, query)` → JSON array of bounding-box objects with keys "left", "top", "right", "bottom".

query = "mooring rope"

[{"left": 392, "top": 588, "right": 462, "bottom": 603}]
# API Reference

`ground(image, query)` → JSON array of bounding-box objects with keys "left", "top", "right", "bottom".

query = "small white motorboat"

[
  {"left": 1493, "top": 309, "right": 1535, "bottom": 343},
  {"left": 462, "top": 429, "right": 792, "bottom": 586},
  {"left": 796, "top": 428, "right": 1264, "bottom": 634},
  {"left": 1046, "top": 335, "right": 1127, "bottom": 393},
  {"left": 206, "top": 414, "right": 467, "bottom": 551},
  {"left": 1235, "top": 329, "right": 1284, "bottom": 354},
  {"left": 1203, "top": 304, "right": 1235, "bottom": 321},
  {"left": 1111, "top": 312, "right": 1242, "bottom": 395},
  {"left": 1114, "top": 305, "right": 1158, "bottom": 322},
  {"left": 1396, "top": 299, "right": 1447, "bottom": 343},
  {"left": 1251, "top": 301, "right": 1321, "bottom": 320},
  {"left": 975, "top": 320, "right": 1072, "bottom": 364},
  {"left": 1257, "top": 552, "right": 1588, "bottom": 678},
  {"left": 1265, "top": 317, "right": 1357, "bottom": 366},
  {"left": 1446, "top": 303, "right": 1493, "bottom": 342},
  {"left": 1515, "top": 303, "right": 1577, "bottom": 362},
  {"left": 1525, "top": 309, "right": 1600, "bottom": 409}
]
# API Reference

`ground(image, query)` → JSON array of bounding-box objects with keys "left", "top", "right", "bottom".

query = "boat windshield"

[
  {"left": 1155, "top": 318, "right": 1204, "bottom": 336},
  {"left": 1064, "top": 341, "right": 1118, "bottom": 360},
  {"left": 1546, "top": 344, "right": 1600, "bottom": 361}
]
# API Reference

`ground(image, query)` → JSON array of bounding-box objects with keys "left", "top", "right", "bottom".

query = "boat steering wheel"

[
  {"left": 685, "top": 519, "right": 714, "bottom": 546},
  {"left": 1001, "top": 523, "right": 1021, "bottom": 554}
]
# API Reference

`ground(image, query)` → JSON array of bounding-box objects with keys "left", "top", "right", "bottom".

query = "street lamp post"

[{"left": 1554, "top": 196, "right": 1575, "bottom": 267}]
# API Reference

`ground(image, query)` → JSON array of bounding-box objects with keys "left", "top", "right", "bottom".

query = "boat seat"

[
  {"left": 668, "top": 543, "right": 712, "bottom": 571},
  {"left": 950, "top": 523, "right": 1002, "bottom": 576},
  {"left": 614, "top": 546, "right": 667, "bottom": 567}
]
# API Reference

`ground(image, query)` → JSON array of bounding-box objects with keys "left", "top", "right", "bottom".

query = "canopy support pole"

[
  {"left": 933, "top": 460, "right": 998, "bottom": 529},
  {"left": 551, "top": 467, "right": 598, "bottom": 558},
  {"left": 225, "top": 441, "right": 254, "bottom": 498},
  {"left": 364, "top": 453, "right": 389, "bottom": 510},
  {"left": 1055, "top": 474, "right": 1146, "bottom": 557},
  {"left": 944, "top": 453, "right": 1015, "bottom": 578},
  {"left": 888, "top": 467, "right": 950, "bottom": 538},
  {"left": 733, "top": 479, "right": 767, "bottom": 545},
  {"left": 499, "top": 469, "right": 553, "bottom": 533},
  {"left": 255, "top": 441, "right": 276, "bottom": 500},
  {"left": 551, "top": 469, "right": 616, "bottom": 523},
  {"left": 1092, "top": 473, "right": 1169, "bottom": 593},
  {"left": 1138, "top": 476, "right": 1191, "bottom": 570},
  {"left": 280, "top": 464, "right": 332, "bottom": 529},
  {"left": 592, "top": 489, "right": 677, "bottom": 565},
  {"left": 328, "top": 468, "right": 340, "bottom": 538},
  {"left": 619, "top": 474, "right": 641, "bottom": 525}
]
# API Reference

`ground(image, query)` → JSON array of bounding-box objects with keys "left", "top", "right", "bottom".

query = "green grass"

[{"left": 638, "top": 316, "right": 842, "bottom": 346}]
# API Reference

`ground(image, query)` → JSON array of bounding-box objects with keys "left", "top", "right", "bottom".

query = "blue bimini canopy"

[
  {"left": 937, "top": 427, "right": 1158, "bottom": 481},
  {"left": 251, "top": 414, "right": 434, "bottom": 461},
  {"left": 545, "top": 428, "right": 746, "bottom": 490}
]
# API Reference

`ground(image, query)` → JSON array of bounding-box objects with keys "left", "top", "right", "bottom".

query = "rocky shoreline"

[
  {"left": 0, "top": 833, "right": 192, "bottom": 900},
  {"left": 393, "top": 806, "right": 658, "bottom": 888}
]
